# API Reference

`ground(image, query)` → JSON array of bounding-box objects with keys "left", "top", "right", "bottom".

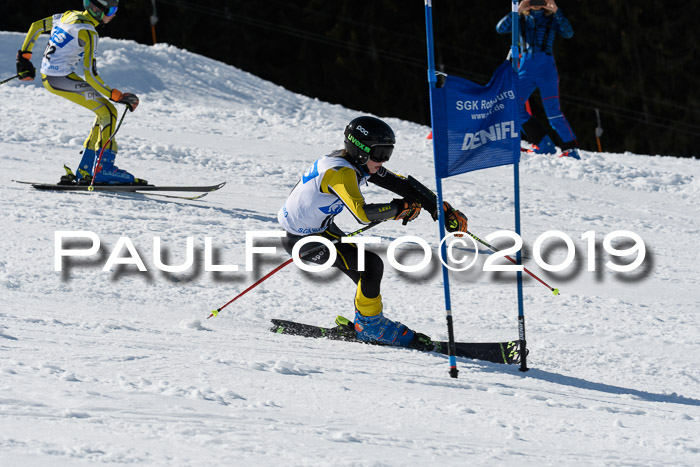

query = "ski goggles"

[
  {"left": 369, "top": 144, "right": 394, "bottom": 162},
  {"left": 105, "top": 6, "right": 118, "bottom": 17}
]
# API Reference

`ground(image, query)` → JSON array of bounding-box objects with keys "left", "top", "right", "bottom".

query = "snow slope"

[{"left": 1, "top": 31, "right": 698, "bottom": 466}]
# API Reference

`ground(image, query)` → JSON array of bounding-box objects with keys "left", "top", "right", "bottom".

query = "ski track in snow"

[{"left": 1, "top": 32, "right": 699, "bottom": 466}]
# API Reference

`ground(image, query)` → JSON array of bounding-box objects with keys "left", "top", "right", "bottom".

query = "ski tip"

[{"left": 13, "top": 180, "right": 49, "bottom": 186}]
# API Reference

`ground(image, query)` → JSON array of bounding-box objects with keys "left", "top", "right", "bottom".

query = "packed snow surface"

[{"left": 1, "top": 32, "right": 698, "bottom": 466}]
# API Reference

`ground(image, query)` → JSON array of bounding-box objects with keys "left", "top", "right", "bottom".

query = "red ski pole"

[
  {"left": 466, "top": 230, "right": 560, "bottom": 296},
  {"left": 88, "top": 106, "right": 129, "bottom": 191},
  {"left": 207, "top": 221, "right": 382, "bottom": 319},
  {"left": 207, "top": 258, "right": 292, "bottom": 319}
]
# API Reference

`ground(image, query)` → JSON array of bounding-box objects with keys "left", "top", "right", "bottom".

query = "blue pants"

[{"left": 518, "top": 52, "right": 577, "bottom": 145}]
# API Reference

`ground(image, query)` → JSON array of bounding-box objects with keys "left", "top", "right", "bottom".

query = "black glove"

[
  {"left": 391, "top": 199, "right": 422, "bottom": 225},
  {"left": 443, "top": 201, "right": 468, "bottom": 235},
  {"left": 110, "top": 89, "right": 140, "bottom": 111},
  {"left": 16, "top": 50, "right": 35, "bottom": 81}
]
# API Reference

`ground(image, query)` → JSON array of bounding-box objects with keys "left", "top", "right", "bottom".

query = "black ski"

[
  {"left": 270, "top": 318, "right": 522, "bottom": 364},
  {"left": 14, "top": 180, "right": 226, "bottom": 193},
  {"left": 13, "top": 181, "right": 225, "bottom": 199}
]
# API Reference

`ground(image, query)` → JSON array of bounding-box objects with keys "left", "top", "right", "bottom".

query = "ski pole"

[
  {"left": 595, "top": 108, "right": 603, "bottom": 152},
  {"left": 88, "top": 106, "right": 129, "bottom": 191},
  {"left": 1, "top": 74, "right": 19, "bottom": 85},
  {"left": 207, "top": 221, "right": 383, "bottom": 319},
  {"left": 466, "top": 230, "right": 560, "bottom": 296}
]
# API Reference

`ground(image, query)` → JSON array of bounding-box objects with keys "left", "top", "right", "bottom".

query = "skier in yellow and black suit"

[
  {"left": 16, "top": 0, "right": 145, "bottom": 184},
  {"left": 278, "top": 116, "right": 469, "bottom": 349}
]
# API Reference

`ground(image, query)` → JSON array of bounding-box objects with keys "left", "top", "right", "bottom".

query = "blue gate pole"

[
  {"left": 424, "top": 0, "right": 459, "bottom": 379},
  {"left": 511, "top": 0, "right": 528, "bottom": 371}
]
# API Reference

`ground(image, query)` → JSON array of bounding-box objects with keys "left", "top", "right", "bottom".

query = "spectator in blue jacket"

[{"left": 497, "top": 0, "right": 580, "bottom": 159}]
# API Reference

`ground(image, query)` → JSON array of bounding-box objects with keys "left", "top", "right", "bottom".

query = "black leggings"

[{"left": 281, "top": 224, "right": 384, "bottom": 299}]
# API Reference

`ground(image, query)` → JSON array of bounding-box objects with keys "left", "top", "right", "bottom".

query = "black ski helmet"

[
  {"left": 84, "top": 0, "right": 119, "bottom": 21},
  {"left": 343, "top": 116, "right": 395, "bottom": 165}
]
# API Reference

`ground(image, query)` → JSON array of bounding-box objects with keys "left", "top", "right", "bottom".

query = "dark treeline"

[{"left": 3, "top": 0, "right": 698, "bottom": 157}]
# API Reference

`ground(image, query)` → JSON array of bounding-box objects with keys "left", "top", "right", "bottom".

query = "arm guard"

[
  {"left": 369, "top": 169, "right": 439, "bottom": 215},
  {"left": 364, "top": 202, "right": 401, "bottom": 222}
]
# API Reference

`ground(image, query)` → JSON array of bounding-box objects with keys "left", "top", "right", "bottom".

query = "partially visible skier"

[
  {"left": 278, "top": 116, "right": 469, "bottom": 349},
  {"left": 16, "top": 0, "right": 146, "bottom": 184},
  {"left": 497, "top": 0, "right": 580, "bottom": 159}
]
